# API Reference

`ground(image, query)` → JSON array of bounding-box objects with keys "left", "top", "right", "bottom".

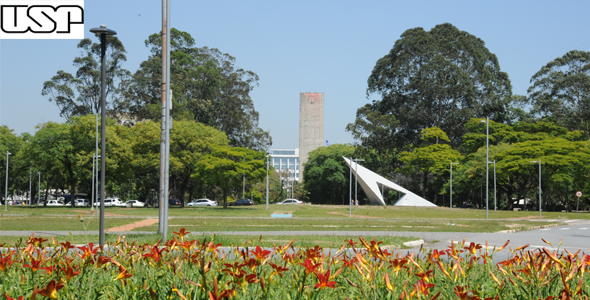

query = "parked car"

[
  {"left": 186, "top": 199, "right": 218, "bottom": 207},
  {"left": 66, "top": 199, "right": 89, "bottom": 206},
  {"left": 125, "top": 200, "right": 145, "bottom": 207},
  {"left": 169, "top": 199, "right": 181, "bottom": 206},
  {"left": 276, "top": 198, "right": 304, "bottom": 205},
  {"left": 93, "top": 197, "right": 124, "bottom": 207},
  {"left": 47, "top": 200, "right": 65, "bottom": 206},
  {"left": 228, "top": 198, "right": 254, "bottom": 206}
]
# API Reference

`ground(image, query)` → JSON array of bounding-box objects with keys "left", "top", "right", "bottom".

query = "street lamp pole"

[
  {"left": 353, "top": 158, "right": 364, "bottom": 210},
  {"left": 531, "top": 159, "right": 542, "bottom": 218},
  {"left": 349, "top": 157, "right": 352, "bottom": 217},
  {"left": 91, "top": 153, "right": 95, "bottom": 214},
  {"left": 490, "top": 160, "right": 496, "bottom": 212},
  {"left": 4, "top": 151, "right": 11, "bottom": 211},
  {"left": 266, "top": 154, "right": 269, "bottom": 210},
  {"left": 89, "top": 24, "right": 117, "bottom": 246},
  {"left": 38, "top": 172, "right": 40, "bottom": 204},
  {"left": 29, "top": 170, "right": 31, "bottom": 206},
  {"left": 485, "top": 118, "right": 489, "bottom": 220},
  {"left": 450, "top": 162, "right": 459, "bottom": 211}
]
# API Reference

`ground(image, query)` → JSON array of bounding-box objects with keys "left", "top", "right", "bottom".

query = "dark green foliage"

[
  {"left": 528, "top": 50, "right": 590, "bottom": 138},
  {"left": 302, "top": 144, "right": 357, "bottom": 205}
]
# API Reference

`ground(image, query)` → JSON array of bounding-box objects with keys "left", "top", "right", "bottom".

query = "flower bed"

[{"left": 0, "top": 229, "right": 588, "bottom": 299}]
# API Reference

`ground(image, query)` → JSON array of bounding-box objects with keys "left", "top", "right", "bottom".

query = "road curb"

[
  {"left": 402, "top": 239, "right": 424, "bottom": 247},
  {"left": 496, "top": 223, "right": 559, "bottom": 233}
]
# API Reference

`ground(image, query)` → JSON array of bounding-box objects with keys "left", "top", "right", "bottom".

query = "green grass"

[
  {"left": 134, "top": 217, "right": 556, "bottom": 233},
  {"left": 3, "top": 204, "right": 587, "bottom": 220},
  {"left": 0, "top": 232, "right": 418, "bottom": 249},
  {"left": 0, "top": 215, "right": 138, "bottom": 231}
]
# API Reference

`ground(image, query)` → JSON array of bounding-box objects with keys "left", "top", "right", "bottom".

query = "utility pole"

[
  {"left": 159, "top": 0, "right": 171, "bottom": 240},
  {"left": 29, "top": 170, "right": 31, "bottom": 206},
  {"left": 349, "top": 157, "right": 352, "bottom": 217},
  {"left": 353, "top": 158, "right": 364, "bottom": 210}
]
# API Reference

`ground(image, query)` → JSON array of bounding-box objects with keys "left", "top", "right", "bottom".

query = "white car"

[
  {"left": 67, "top": 199, "right": 89, "bottom": 206},
  {"left": 186, "top": 199, "right": 218, "bottom": 207},
  {"left": 93, "top": 197, "right": 124, "bottom": 207},
  {"left": 46, "top": 200, "right": 65, "bottom": 206},
  {"left": 125, "top": 200, "right": 145, "bottom": 207},
  {"left": 277, "top": 198, "right": 304, "bottom": 205}
]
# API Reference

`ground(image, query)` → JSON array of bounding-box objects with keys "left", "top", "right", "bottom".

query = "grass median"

[{"left": 2, "top": 204, "right": 587, "bottom": 220}]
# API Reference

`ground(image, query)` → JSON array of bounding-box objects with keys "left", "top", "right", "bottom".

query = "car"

[
  {"left": 46, "top": 200, "right": 65, "bottom": 206},
  {"left": 93, "top": 197, "right": 123, "bottom": 207},
  {"left": 228, "top": 198, "right": 254, "bottom": 206},
  {"left": 277, "top": 198, "right": 303, "bottom": 205},
  {"left": 125, "top": 200, "right": 145, "bottom": 207},
  {"left": 186, "top": 199, "right": 218, "bottom": 207},
  {"left": 169, "top": 199, "right": 181, "bottom": 206},
  {"left": 66, "top": 199, "right": 89, "bottom": 206}
]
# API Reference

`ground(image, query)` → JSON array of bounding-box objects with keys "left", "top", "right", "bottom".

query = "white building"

[{"left": 270, "top": 148, "right": 300, "bottom": 182}]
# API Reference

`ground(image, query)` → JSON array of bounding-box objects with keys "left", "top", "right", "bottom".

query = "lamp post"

[
  {"left": 91, "top": 153, "right": 95, "bottom": 214},
  {"left": 450, "top": 162, "right": 459, "bottom": 211},
  {"left": 353, "top": 158, "right": 364, "bottom": 210},
  {"left": 481, "top": 118, "right": 489, "bottom": 220},
  {"left": 4, "top": 151, "right": 11, "bottom": 210},
  {"left": 29, "top": 170, "right": 32, "bottom": 206},
  {"left": 349, "top": 157, "right": 353, "bottom": 216},
  {"left": 530, "top": 159, "right": 542, "bottom": 218},
  {"left": 38, "top": 172, "right": 40, "bottom": 205},
  {"left": 266, "top": 153, "right": 269, "bottom": 210},
  {"left": 89, "top": 24, "right": 117, "bottom": 246},
  {"left": 489, "top": 160, "right": 496, "bottom": 211}
]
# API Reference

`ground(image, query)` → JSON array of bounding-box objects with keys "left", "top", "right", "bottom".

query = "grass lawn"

[
  {"left": 0, "top": 215, "right": 137, "bottom": 231},
  {"left": 2, "top": 204, "right": 587, "bottom": 220},
  {"left": 0, "top": 232, "right": 417, "bottom": 249},
  {"left": 134, "top": 217, "right": 556, "bottom": 233}
]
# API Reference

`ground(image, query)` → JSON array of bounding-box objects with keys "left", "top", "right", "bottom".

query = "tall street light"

[
  {"left": 530, "top": 159, "right": 542, "bottom": 218},
  {"left": 4, "top": 151, "right": 11, "bottom": 210},
  {"left": 89, "top": 24, "right": 117, "bottom": 246},
  {"left": 38, "top": 171, "right": 40, "bottom": 204},
  {"left": 481, "top": 118, "right": 489, "bottom": 220},
  {"left": 489, "top": 160, "right": 496, "bottom": 211},
  {"left": 349, "top": 156, "right": 353, "bottom": 217},
  {"left": 353, "top": 158, "right": 364, "bottom": 210},
  {"left": 450, "top": 161, "right": 459, "bottom": 211},
  {"left": 266, "top": 153, "right": 269, "bottom": 210},
  {"left": 29, "top": 169, "right": 32, "bottom": 206},
  {"left": 91, "top": 153, "right": 95, "bottom": 214}
]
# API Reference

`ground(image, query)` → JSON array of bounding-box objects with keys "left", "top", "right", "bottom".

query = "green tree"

[
  {"left": 198, "top": 146, "right": 265, "bottom": 208},
  {"left": 0, "top": 126, "right": 28, "bottom": 204},
  {"left": 42, "top": 36, "right": 131, "bottom": 121},
  {"left": 302, "top": 144, "right": 357, "bottom": 205},
  {"left": 398, "top": 127, "right": 463, "bottom": 203},
  {"left": 125, "top": 29, "right": 271, "bottom": 150},
  {"left": 347, "top": 23, "right": 512, "bottom": 152},
  {"left": 527, "top": 50, "right": 590, "bottom": 137}
]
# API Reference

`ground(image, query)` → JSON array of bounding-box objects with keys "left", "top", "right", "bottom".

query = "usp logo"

[{"left": 0, "top": 0, "right": 84, "bottom": 39}]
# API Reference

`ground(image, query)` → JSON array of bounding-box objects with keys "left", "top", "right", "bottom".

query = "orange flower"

[
  {"left": 36, "top": 280, "right": 64, "bottom": 299},
  {"left": 114, "top": 265, "right": 133, "bottom": 281},
  {"left": 389, "top": 258, "right": 408, "bottom": 273},
  {"left": 313, "top": 270, "right": 337, "bottom": 290},
  {"left": 414, "top": 270, "right": 434, "bottom": 283},
  {"left": 143, "top": 245, "right": 165, "bottom": 263},
  {"left": 24, "top": 257, "right": 43, "bottom": 273},
  {"left": 299, "top": 259, "right": 320, "bottom": 275},
  {"left": 0, "top": 252, "right": 13, "bottom": 272},
  {"left": 173, "top": 228, "right": 191, "bottom": 241},
  {"left": 269, "top": 262, "right": 289, "bottom": 278},
  {"left": 62, "top": 265, "right": 80, "bottom": 281},
  {"left": 464, "top": 242, "right": 483, "bottom": 256},
  {"left": 250, "top": 246, "right": 272, "bottom": 262},
  {"left": 385, "top": 273, "right": 394, "bottom": 292},
  {"left": 3, "top": 294, "right": 24, "bottom": 300},
  {"left": 414, "top": 279, "right": 435, "bottom": 296}
]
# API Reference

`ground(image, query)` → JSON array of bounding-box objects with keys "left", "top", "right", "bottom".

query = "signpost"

[{"left": 576, "top": 191, "right": 583, "bottom": 218}]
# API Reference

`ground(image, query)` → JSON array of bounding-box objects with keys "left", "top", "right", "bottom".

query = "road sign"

[{"left": 576, "top": 191, "right": 583, "bottom": 198}]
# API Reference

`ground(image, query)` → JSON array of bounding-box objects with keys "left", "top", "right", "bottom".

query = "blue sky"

[{"left": 1, "top": 0, "right": 589, "bottom": 148}]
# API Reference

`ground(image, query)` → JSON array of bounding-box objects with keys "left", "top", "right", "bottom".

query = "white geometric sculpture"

[{"left": 343, "top": 157, "right": 437, "bottom": 207}]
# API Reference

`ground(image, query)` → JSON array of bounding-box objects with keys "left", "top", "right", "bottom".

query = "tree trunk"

[{"left": 223, "top": 187, "right": 228, "bottom": 208}]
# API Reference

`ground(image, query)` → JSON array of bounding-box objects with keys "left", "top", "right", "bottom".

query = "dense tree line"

[
  {"left": 0, "top": 116, "right": 267, "bottom": 208},
  {"left": 305, "top": 23, "right": 590, "bottom": 210}
]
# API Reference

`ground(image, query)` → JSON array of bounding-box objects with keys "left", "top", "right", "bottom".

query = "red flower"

[
  {"left": 36, "top": 280, "right": 64, "bottom": 299},
  {"left": 299, "top": 259, "right": 320, "bottom": 275},
  {"left": 313, "top": 270, "right": 337, "bottom": 290},
  {"left": 173, "top": 228, "right": 191, "bottom": 241},
  {"left": 250, "top": 246, "right": 271, "bottom": 262}
]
